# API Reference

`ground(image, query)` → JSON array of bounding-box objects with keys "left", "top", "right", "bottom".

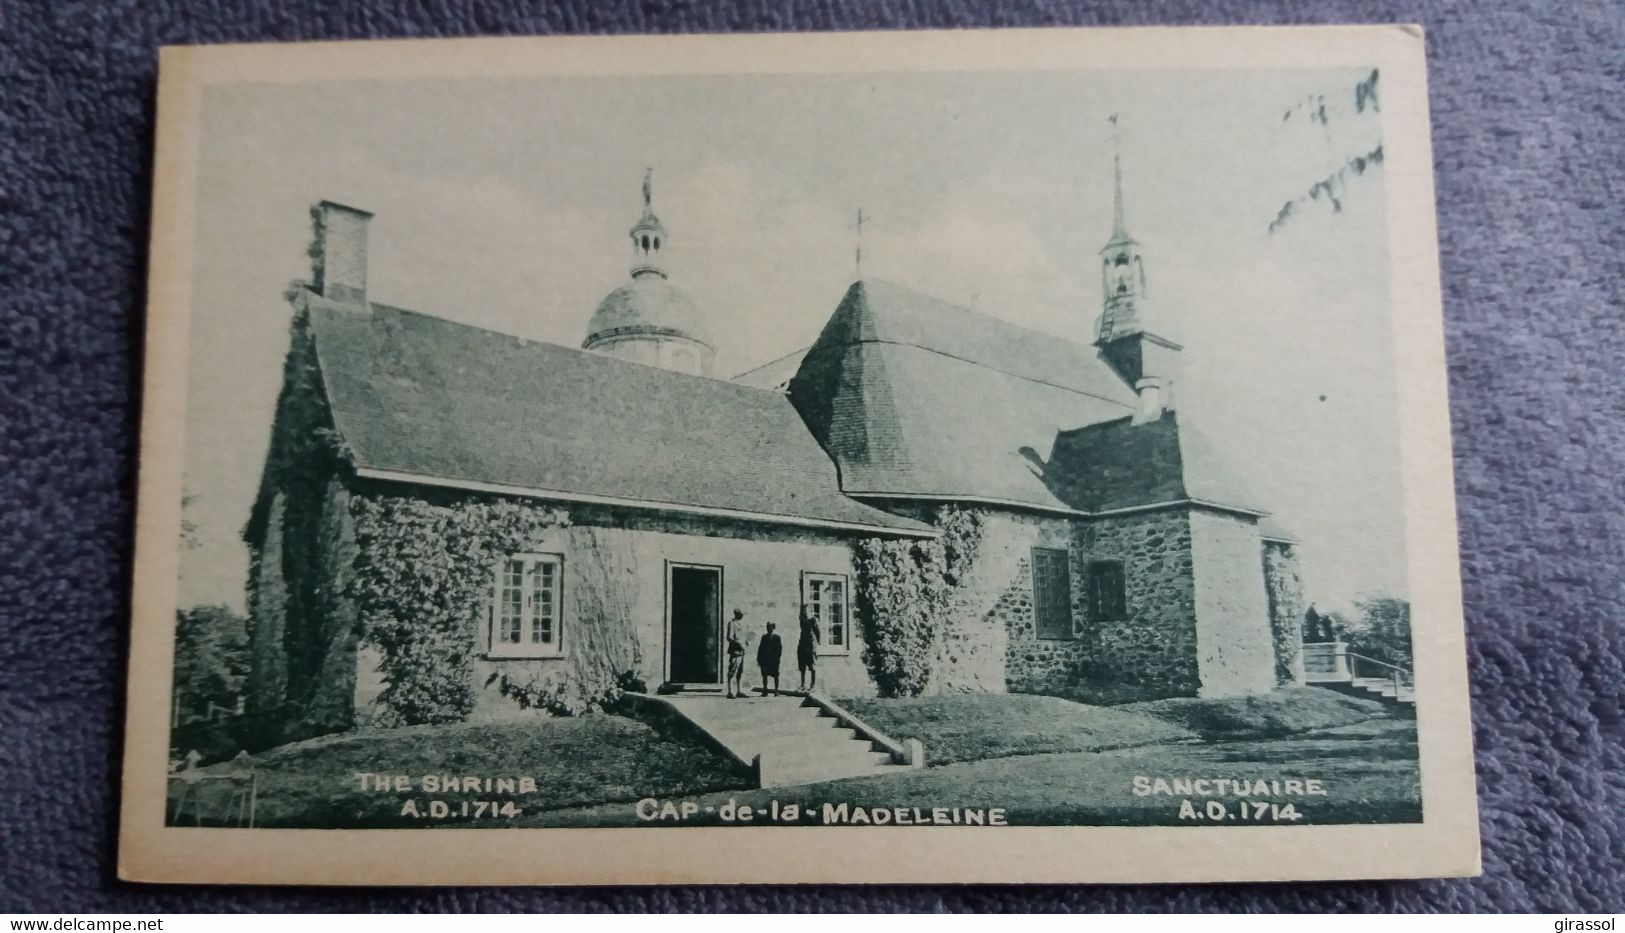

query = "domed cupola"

[{"left": 583, "top": 169, "right": 715, "bottom": 376}]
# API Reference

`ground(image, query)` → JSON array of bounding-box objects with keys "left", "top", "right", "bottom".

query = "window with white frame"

[
  {"left": 801, "top": 572, "right": 850, "bottom": 653},
  {"left": 489, "top": 554, "right": 564, "bottom": 657}
]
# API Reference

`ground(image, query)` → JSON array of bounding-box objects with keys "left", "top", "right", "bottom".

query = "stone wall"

[
  {"left": 856, "top": 506, "right": 1083, "bottom": 696},
  {"left": 985, "top": 513, "right": 1088, "bottom": 695},
  {"left": 1263, "top": 540, "right": 1307, "bottom": 686},
  {"left": 1189, "top": 510, "right": 1277, "bottom": 696},
  {"left": 1076, "top": 510, "right": 1200, "bottom": 697},
  {"left": 856, "top": 504, "right": 1225, "bottom": 700}
]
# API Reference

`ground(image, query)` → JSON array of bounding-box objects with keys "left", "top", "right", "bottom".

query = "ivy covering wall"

[
  {"left": 242, "top": 306, "right": 354, "bottom": 740},
  {"left": 1263, "top": 541, "right": 1307, "bottom": 686},
  {"left": 347, "top": 494, "right": 647, "bottom": 725},
  {"left": 852, "top": 506, "right": 983, "bottom": 697},
  {"left": 348, "top": 492, "right": 571, "bottom": 725}
]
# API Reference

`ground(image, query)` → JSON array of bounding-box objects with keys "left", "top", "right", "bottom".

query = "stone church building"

[{"left": 242, "top": 164, "right": 1307, "bottom": 739}]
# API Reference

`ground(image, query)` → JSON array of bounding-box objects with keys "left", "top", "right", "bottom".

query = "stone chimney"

[
  {"left": 1132, "top": 376, "right": 1166, "bottom": 425},
  {"left": 1099, "top": 331, "right": 1183, "bottom": 424},
  {"left": 312, "top": 200, "right": 373, "bottom": 304}
]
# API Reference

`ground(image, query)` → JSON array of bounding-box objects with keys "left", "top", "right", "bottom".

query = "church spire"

[
  {"left": 629, "top": 167, "right": 666, "bottom": 279},
  {"left": 1097, "top": 115, "right": 1148, "bottom": 342},
  {"left": 1109, "top": 145, "right": 1131, "bottom": 245},
  {"left": 1105, "top": 114, "right": 1135, "bottom": 248}
]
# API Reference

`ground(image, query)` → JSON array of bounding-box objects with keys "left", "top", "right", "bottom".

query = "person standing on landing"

[
  {"left": 725, "top": 610, "right": 747, "bottom": 699},
  {"left": 797, "top": 607, "right": 821, "bottom": 693},
  {"left": 756, "top": 622, "right": 783, "bottom": 697}
]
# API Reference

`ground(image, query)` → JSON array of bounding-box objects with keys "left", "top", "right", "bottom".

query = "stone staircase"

[
  {"left": 654, "top": 692, "right": 921, "bottom": 788},
  {"left": 1303, "top": 642, "right": 1415, "bottom": 714},
  {"left": 1316, "top": 672, "right": 1417, "bottom": 715},
  {"left": 1341, "top": 676, "right": 1417, "bottom": 708}
]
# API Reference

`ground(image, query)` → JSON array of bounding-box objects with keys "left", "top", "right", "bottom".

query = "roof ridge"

[
  {"left": 733, "top": 344, "right": 812, "bottom": 381},
  {"left": 853, "top": 277, "right": 1102, "bottom": 356},
  {"left": 807, "top": 336, "right": 1136, "bottom": 411},
  {"left": 350, "top": 301, "right": 788, "bottom": 400}
]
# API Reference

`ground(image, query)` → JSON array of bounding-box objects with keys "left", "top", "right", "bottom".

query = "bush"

[
  {"left": 852, "top": 506, "right": 983, "bottom": 697},
  {"left": 169, "top": 718, "right": 249, "bottom": 766},
  {"left": 172, "top": 604, "right": 248, "bottom": 727}
]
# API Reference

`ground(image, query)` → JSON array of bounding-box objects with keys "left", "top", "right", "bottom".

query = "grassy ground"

[
  {"left": 839, "top": 693, "right": 1194, "bottom": 765},
  {"left": 1118, "top": 687, "right": 1393, "bottom": 739},
  {"left": 529, "top": 717, "right": 1422, "bottom": 828},
  {"left": 170, "top": 689, "right": 1416, "bottom": 829},
  {"left": 165, "top": 713, "right": 751, "bottom": 828}
]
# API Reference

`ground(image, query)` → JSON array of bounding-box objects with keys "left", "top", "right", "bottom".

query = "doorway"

[{"left": 667, "top": 563, "right": 722, "bottom": 685}]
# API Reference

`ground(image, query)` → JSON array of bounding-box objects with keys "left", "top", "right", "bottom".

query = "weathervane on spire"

[{"left": 642, "top": 167, "right": 653, "bottom": 211}]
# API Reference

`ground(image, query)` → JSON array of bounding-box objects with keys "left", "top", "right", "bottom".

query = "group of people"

[{"left": 723, "top": 609, "right": 820, "bottom": 698}]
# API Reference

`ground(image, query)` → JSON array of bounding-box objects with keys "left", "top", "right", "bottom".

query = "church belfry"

[
  {"left": 1098, "top": 140, "right": 1150, "bottom": 342},
  {"left": 583, "top": 169, "right": 715, "bottom": 376},
  {"left": 629, "top": 168, "right": 667, "bottom": 279}
]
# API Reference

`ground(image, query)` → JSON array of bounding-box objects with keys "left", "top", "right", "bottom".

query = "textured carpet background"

[{"left": 1, "top": 0, "right": 1621, "bottom": 913}]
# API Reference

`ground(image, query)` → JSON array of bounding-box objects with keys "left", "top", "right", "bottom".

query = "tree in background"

[
  {"left": 173, "top": 492, "right": 249, "bottom": 726},
  {"left": 1344, "top": 596, "right": 1413, "bottom": 668},
  {"left": 173, "top": 604, "right": 250, "bottom": 725}
]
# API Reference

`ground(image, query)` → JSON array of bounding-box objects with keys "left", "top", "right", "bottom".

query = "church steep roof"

[
  {"left": 301, "top": 294, "right": 929, "bottom": 536},
  {"left": 787, "top": 280, "right": 1269, "bottom": 519},
  {"left": 787, "top": 280, "right": 1140, "bottom": 511}
]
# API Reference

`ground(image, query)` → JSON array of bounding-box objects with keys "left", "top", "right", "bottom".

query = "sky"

[{"left": 178, "top": 65, "right": 1404, "bottom": 617}]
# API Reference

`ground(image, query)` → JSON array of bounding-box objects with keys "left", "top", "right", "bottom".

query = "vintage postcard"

[{"left": 119, "top": 25, "right": 1479, "bottom": 884}]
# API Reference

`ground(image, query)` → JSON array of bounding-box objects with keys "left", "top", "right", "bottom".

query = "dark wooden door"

[{"left": 669, "top": 565, "right": 721, "bottom": 684}]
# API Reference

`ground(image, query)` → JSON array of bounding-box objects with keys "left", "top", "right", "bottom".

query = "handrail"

[{"left": 1343, "top": 651, "right": 1413, "bottom": 680}]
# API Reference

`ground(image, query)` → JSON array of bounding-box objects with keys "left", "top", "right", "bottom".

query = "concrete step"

[
  {"left": 1310, "top": 682, "right": 1417, "bottom": 709},
  {"left": 655, "top": 693, "right": 916, "bottom": 788},
  {"left": 742, "top": 729, "right": 866, "bottom": 751},
  {"left": 766, "top": 762, "right": 912, "bottom": 786},
  {"left": 703, "top": 720, "right": 851, "bottom": 742},
  {"left": 763, "top": 745, "right": 893, "bottom": 769}
]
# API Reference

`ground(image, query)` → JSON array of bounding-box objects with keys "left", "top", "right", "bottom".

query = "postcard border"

[{"left": 118, "top": 24, "right": 1480, "bottom": 885}]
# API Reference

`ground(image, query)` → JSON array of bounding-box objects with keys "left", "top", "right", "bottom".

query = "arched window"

[{"left": 640, "top": 235, "right": 650, "bottom": 252}]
